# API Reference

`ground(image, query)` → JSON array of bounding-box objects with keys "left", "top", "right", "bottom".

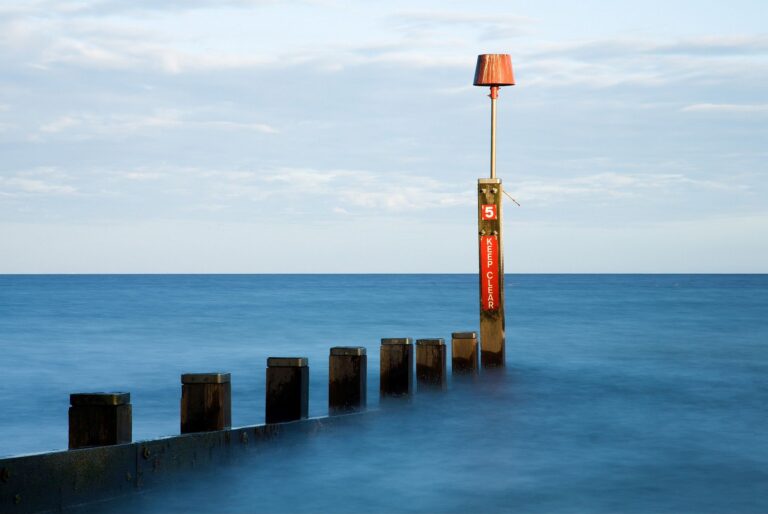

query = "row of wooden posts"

[{"left": 68, "top": 333, "right": 482, "bottom": 450}]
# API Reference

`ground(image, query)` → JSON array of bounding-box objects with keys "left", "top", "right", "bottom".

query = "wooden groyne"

[
  {"left": 0, "top": 416, "right": 348, "bottom": 514},
  {"left": 0, "top": 335, "right": 490, "bottom": 513}
]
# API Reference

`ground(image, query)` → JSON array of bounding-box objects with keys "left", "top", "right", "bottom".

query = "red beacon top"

[{"left": 473, "top": 54, "right": 515, "bottom": 98}]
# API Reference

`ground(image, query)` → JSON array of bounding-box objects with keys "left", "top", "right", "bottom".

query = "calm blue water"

[{"left": 1, "top": 274, "right": 767, "bottom": 513}]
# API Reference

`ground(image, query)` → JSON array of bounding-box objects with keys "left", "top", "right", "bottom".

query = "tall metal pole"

[
  {"left": 490, "top": 86, "right": 498, "bottom": 179},
  {"left": 473, "top": 54, "right": 514, "bottom": 369},
  {"left": 479, "top": 87, "right": 504, "bottom": 367}
]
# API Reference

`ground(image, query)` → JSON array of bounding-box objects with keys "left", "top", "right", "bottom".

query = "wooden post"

[
  {"left": 478, "top": 177, "right": 506, "bottom": 367},
  {"left": 68, "top": 393, "right": 132, "bottom": 449},
  {"left": 265, "top": 357, "right": 309, "bottom": 424},
  {"left": 451, "top": 331, "right": 479, "bottom": 375},
  {"left": 380, "top": 338, "right": 414, "bottom": 397},
  {"left": 415, "top": 339, "right": 447, "bottom": 390},
  {"left": 180, "top": 372, "right": 231, "bottom": 433},
  {"left": 329, "top": 347, "right": 367, "bottom": 413}
]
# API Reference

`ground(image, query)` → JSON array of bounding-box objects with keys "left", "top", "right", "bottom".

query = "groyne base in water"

[{"left": 0, "top": 414, "right": 359, "bottom": 514}]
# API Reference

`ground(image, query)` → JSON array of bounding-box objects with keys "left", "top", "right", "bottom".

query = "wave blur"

[{"left": 1, "top": 274, "right": 767, "bottom": 512}]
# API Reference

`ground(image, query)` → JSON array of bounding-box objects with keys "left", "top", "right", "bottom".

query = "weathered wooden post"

[
  {"left": 68, "top": 392, "right": 132, "bottom": 449},
  {"left": 265, "top": 357, "right": 309, "bottom": 424},
  {"left": 415, "top": 338, "right": 447, "bottom": 390},
  {"left": 180, "top": 372, "right": 231, "bottom": 433},
  {"left": 380, "top": 337, "right": 414, "bottom": 397},
  {"left": 451, "top": 331, "right": 479, "bottom": 375},
  {"left": 474, "top": 54, "right": 515, "bottom": 368},
  {"left": 329, "top": 347, "right": 367, "bottom": 413}
]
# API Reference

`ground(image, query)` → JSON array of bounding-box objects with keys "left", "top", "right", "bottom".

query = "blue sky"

[{"left": 1, "top": 0, "right": 766, "bottom": 272}]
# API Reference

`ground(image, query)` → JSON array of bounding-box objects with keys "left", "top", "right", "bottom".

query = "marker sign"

[
  {"left": 480, "top": 235, "right": 500, "bottom": 311},
  {"left": 481, "top": 204, "right": 497, "bottom": 220}
]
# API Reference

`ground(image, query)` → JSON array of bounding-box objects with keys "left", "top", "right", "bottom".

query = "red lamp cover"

[{"left": 473, "top": 54, "right": 515, "bottom": 86}]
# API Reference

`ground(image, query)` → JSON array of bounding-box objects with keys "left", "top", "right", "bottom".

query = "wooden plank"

[
  {"left": 415, "top": 339, "right": 447, "bottom": 390},
  {"left": 181, "top": 374, "right": 232, "bottom": 433},
  {"left": 380, "top": 338, "right": 413, "bottom": 397},
  {"left": 0, "top": 415, "right": 359, "bottom": 514},
  {"left": 451, "top": 332, "right": 479, "bottom": 375},
  {"left": 478, "top": 178, "right": 506, "bottom": 367},
  {"left": 69, "top": 393, "right": 132, "bottom": 450},
  {"left": 329, "top": 347, "right": 367, "bottom": 413},
  {"left": 265, "top": 360, "right": 309, "bottom": 424}
]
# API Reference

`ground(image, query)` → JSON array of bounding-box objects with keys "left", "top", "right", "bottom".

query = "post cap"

[
  {"left": 452, "top": 332, "right": 478, "bottom": 340},
  {"left": 473, "top": 54, "right": 515, "bottom": 87},
  {"left": 181, "top": 372, "right": 231, "bottom": 384},
  {"left": 267, "top": 357, "right": 308, "bottom": 367},
  {"left": 70, "top": 392, "right": 130, "bottom": 406},
  {"left": 478, "top": 178, "right": 502, "bottom": 185},
  {"left": 416, "top": 338, "right": 445, "bottom": 346},
  {"left": 381, "top": 337, "right": 413, "bottom": 345},
  {"left": 330, "top": 347, "right": 366, "bottom": 356}
]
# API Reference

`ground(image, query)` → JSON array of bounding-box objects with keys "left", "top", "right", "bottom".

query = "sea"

[{"left": 0, "top": 274, "right": 766, "bottom": 513}]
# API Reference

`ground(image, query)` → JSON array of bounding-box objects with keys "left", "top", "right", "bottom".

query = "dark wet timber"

[
  {"left": 265, "top": 357, "right": 309, "bottom": 424},
  {"left": 451, "top": 332, "right": 479, "bottom": 375},
  {"left": 181, "top": 373, "right": 232, "bottom": 433},
  {"left": 0, "top": 415, "right": 359, "bottom": 514},
  {"left": 68, "top": 392, "right": 132, "bottom": 450},
  {"left": 329, "top": 347, "right": 367, "bottom": 413},
  {"left": 380, "top": 338, "right": 414, "bottom": 397},
  {"left": 416, "top": 339, "right": 447, "bottom": 390}
]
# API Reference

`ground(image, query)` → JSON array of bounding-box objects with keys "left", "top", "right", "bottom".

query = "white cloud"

[
  {"left": 4, "top": 163, "right": 750, "bottom": 216},
  {"left": 339, "top": 186, "right": 470, "bottom": 210},
  {"left": 514, "top": 172, "right": 745, "bottom": 204},
  {"left": 190, "top": 167, "right": 468, "bottom": 212},
  {"left": 393, "top": 11, "right": 534, "bottom": 26},
  {"left": 260, "top": 168, "right": 471, "bottom": 211},
  {"left": 3, "top": 3, "right": 766, "bottom": 91},
  {"left": 41, "top": 37, "right": 277, "bottom": 73},
  {"left": 0, "top": 0, "right": 279, "bottom": 20},
  {"left": 201, "top": 121, "right": 278, "bottom": 134},
  {"left": 531, "top": 35, "right": 768, "bottom": 60},
  {"left": 39, "top": 116, "right": 81, "bottom": 133},
  {"left": 391, "top": 10, "right": 537, "bottom": 39},
  {"left": 522, "top": 58, "right": 667, "bottom": 88},
  {"left": 260, "top": 168, "right": 361, "bottom": 187},
  {"left": 119, "top": 171, "right": 164, "bottom": 181},
  {"left": 35, "top": 112, "right": 278, "bottom": 138},
  {"left": 0, "top": 176, "right": 77, "bottom": 195},
  {"left": 91, "top": 165, "right": 473, "bottom": 214},
  {"left": 681, "top": 103, "right": 768, "bottom": 113},
  {"left": 522, "top": 36, "right": 768, "bottom": 88}
]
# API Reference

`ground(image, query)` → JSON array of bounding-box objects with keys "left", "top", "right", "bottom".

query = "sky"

[{"left": 0, "top": 0, "right": 766, "bottom": 273}]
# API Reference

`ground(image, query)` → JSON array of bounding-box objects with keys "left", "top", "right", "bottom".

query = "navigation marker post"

[{"left": 473, "top": 54, "right": 515, "bottom": 368}]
